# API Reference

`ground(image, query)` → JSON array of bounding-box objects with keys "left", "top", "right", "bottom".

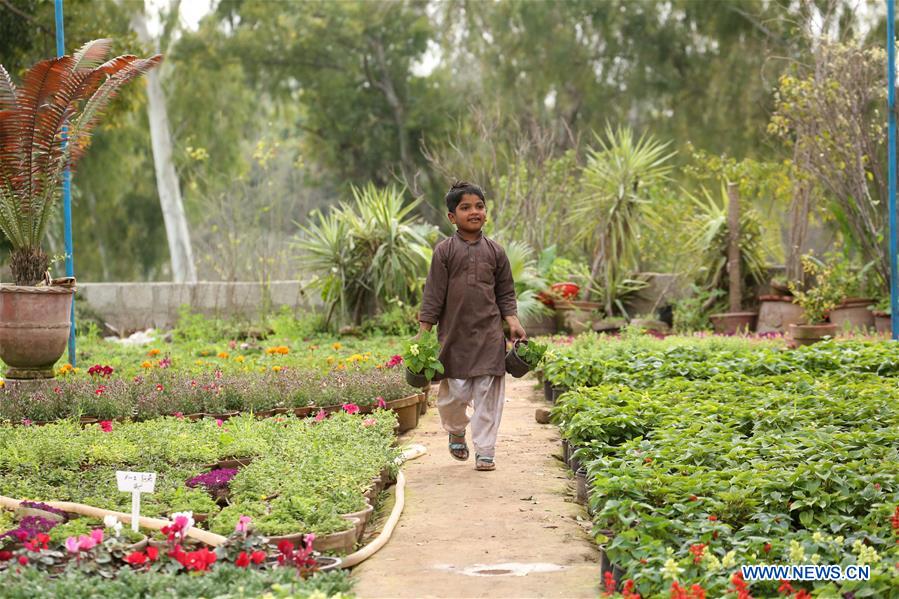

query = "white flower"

[
  {"left": 789, "top": 539, "right": 806, "bottom": 563},
  {"left": 812, "top": 531, "right": 825, "bottom": 543},
  {"left": 103, "top": 515, "right": 123, "bottom": 536},
  {"left": 409, "top": 344, "right": 420, "bottom": 357},
  {"left": 722, "top": 550, "right": 737, "bottom": 569},
  {"left": 703, "top": 552, "right": 722, "bottom": 572},
  {"left": 662, "top": 558, "right": 684, "bottom": 580}
]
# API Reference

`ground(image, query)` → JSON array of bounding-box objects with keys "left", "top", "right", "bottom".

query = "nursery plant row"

[
  {"left": 544, "top": 335, "right": 899, "bottom": 598},
  {"left": 0, "top": 366, "right": 419, "bottom": 423},
  {"left": 0, "top": 411, "right": 398, "bottom": 553}
]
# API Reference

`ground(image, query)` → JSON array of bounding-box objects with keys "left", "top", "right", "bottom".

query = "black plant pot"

[
  {"left": 543, "top": 380, "right": 553, "bottom": 403},
  {"left": 504, "top": 340, "right": 530, "bottom": 378},
  {"left": 405, "top": 368, "right": 430, "bottom": 388}
]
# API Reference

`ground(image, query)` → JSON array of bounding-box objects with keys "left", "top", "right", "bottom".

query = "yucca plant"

[
  {"left": 296, "top": 184, "right": 432, "bottom": 328},
  {"left": 0, "top": 39, "right": 160, "bottom": 285},
  {"left": 568, "top": 125, "right": 674, "bottom": 315}
]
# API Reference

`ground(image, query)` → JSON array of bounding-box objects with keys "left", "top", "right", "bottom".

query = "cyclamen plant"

[{"left": 403, "top": 329, "right": 444, "bottom": 380}]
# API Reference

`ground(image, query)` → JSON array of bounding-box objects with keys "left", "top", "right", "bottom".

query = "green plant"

[
  {"left": 0, "top": 40, "right": 160, "bottom": 285},
  {"left": 503, "top": 240, "right": 550, "bottom": 323},
  {"left": 672, "top": 287, "right": 722, "bottom": 333},
  {"left": 568, "top": 125, "right": 675, "bottom": 315},
  {"left": 403, "top": 329, "right": 443, "bottom": 380},
  {"left": 789, "top": 255, "right": 842, "bottom": 324},
  {"left": 515, "top": 339, "right": 547, "bottom": 369},
  {"left": 296, "top": 184, "right": 433, "bottom": 329}
]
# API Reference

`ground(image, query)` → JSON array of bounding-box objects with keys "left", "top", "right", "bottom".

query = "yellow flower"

[
  {"left": 234, "top": 356, "right": 245, "bottom": 363},
  {"left": 57, "top": 363, "right": 75, "bottom": 376},
  {"left": 326, "top": 356, "right": 335, "bottom": 365},
  {"left": 272, "top": 365, "right": 282, "bottom": 372},
  {"left": 337, "top": 363, "right": 345, "bottom": 370},
  {"left": 218, "top": 352, "right": 230, "bottom": 359},
  {"left": 141, "top": 361, "right": 153, "bottom": 369},
  {"left": 332, "top": 342, "right": 342, "bottom": 351},
  {"left": 147, "top": 348, "right": 161, "bottom": 357},
  {"left": 195, "top": 359, "right": 204, "bottom": 366},
  {"left": 0, "top": 379, "right": 4, "bottom": 388}
]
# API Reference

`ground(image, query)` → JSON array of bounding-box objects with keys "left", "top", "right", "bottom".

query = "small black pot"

[
  {"left": 405, "top": 368, "right": 430, "bottom": 388},
  {"left": 543, "top": 380, "right": 553, "bottom": 403},
  {"left": 504, "top": 340, "right": 531, "bottom": 378}
]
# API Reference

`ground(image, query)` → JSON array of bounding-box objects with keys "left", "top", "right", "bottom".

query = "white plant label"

[{"left": 116, "top": 471, "right": 156, "bottom": 532}]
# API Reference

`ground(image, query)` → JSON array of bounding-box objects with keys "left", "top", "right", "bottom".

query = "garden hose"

[
  {"left": 338, "top": 443, "right": 428, "bottom": 569},
  {"left": 0, "top": 495, "right": 227, "bottom": 546}
]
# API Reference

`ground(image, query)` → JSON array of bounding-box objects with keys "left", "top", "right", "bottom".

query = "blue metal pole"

[{"left": 54, "top": 0, "right": 76, "bottom": 365}]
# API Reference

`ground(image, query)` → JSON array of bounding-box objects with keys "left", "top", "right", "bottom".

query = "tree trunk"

[
  {"left": 132, "top": 8, "right": 197, "bottom": 283},
  {"left": 726, "top": 182, "right": 741, "bottom": 313}
]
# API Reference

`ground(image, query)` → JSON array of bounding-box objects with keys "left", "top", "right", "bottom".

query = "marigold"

[
  {"left": 218, "top": 352, "right": 230, "bottom": 359},
  {"left": 332, "top": 342, "right": 342, "bottom": 350},
  {"left": 234, "top": 356, "right": 245, "bottom": 363},
  {"left": 272, "top": 365, "right": 282, "bottom": 372},
  {"left": 141, "top": 361, "right": 153, "bottom": 369},
  {"left": 148, "top": 348, "right": 161, "bottom": 357}
]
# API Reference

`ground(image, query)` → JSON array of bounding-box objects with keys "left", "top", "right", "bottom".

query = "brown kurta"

[{"left": 419, "top": 231, "right": 517, "bottom": 379}]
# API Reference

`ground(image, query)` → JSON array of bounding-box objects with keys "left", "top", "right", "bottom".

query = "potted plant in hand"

[
  {"left": 505, "top": 339, "right": 547, "bottom": 378},
  {"left": 788, "top": 255, "right": 842, "bottom": 346},
  {"left": 0, "top": 39, "right": 160, "bottom": 379},
  {"left": 403, "top": 329, "right": 443, "bottom": 388}
]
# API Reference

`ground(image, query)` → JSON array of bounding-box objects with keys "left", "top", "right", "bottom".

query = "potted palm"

[
  {"left": 788, "top": 255, "right": 842, "bottom": 346},
  {"left": 0, "top": 40, "right": 160, "bottom": 378}
]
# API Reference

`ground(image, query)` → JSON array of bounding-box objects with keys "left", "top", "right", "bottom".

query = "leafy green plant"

[
  {"left": 789, "top": 255, "right": 842, "bottom": 324},
  {"left": 296, "top": 184, "right": 433, "bottom": 329},
  {"left": 503, "top": 240, "right": 550, "bottom": 323},
  {"left": 568, "top": 125, "right": 675, "bottom": 315},
  {"left": 403, "top": 329, "right": 444, "bottom": 380},
  {"left": 514, "top": 339, "right": 548, "bottom": 369}
]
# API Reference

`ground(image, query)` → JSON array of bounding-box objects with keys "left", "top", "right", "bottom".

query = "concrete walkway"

[{"left": 352, "top": 376, "right": 600, "bottom": 598}]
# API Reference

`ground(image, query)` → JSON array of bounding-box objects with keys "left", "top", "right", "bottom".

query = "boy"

[{"left": 418, "top": 181, "right": 526, "bottom": 472}]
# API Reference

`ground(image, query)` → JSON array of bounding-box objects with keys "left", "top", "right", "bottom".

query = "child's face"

[{"left": 448, "top": 193, "right": 487, "bottom": 235}]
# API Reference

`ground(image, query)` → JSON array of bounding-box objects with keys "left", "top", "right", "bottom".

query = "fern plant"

[{"left": 0, "top": 39, "right": 160, "bottom": 285}]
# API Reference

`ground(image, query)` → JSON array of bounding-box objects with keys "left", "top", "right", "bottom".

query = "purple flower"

[
  {"left": 186, "top": 468, "right": 238, "bottom": 491},
  {"left": 19, "top": 501, "right": 66, "bottom": 518}
]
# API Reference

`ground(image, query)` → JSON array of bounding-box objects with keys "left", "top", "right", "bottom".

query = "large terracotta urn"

[{"left": 0, "top": 285, "right": 75, "bottom": 379}]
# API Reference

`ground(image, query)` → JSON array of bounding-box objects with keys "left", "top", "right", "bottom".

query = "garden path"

[{"left": 352, "top": 376, "right": 600, "bottom": 598}]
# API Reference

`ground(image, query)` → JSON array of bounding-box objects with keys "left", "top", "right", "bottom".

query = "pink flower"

[
  {"left": 90, "top": 528, "right": 104, "bottom": 544},
  {"left": 235, "top": 515, "right": 252, "bottom": 533},
  {"left": 21, "top": 419, "right": 32, "bottom": 427},
  {"left": 77, "top": 534, "right": 97, "bottom": 551},
  {"left": 99, "top": 420, "right": 113, "bottom": 433},
  {"left": 362, "top": 418, "right": 377, "bottom": 427},
  {"left": 342, "top": 403, "right": 360, "bottom": 415},
  {"left": 174, "top": 412, "right": 184, "bottom": 419},
  {"left": 155, "top": 384, "right": 164, "bottom": 392},
  {"left": 157, "top": 357, "right": 172, "bottom": 369},
  {"left": 376, "top": 397, "right": 387, "bottom": 409},
  {"left": 386, "top": 355, "right": 403, "bottom": 368},
  {"left": 216, "top": 419, "right": 224, "bottom": 427},
  {"left": 64, "top": 537, "right": 79, "bottom": 553},
  {"left": 94, "top": 386, "right": 106, "bottom": 396},
  {"left": 314, "top": 409, "right": 327, "bottom": 422}
]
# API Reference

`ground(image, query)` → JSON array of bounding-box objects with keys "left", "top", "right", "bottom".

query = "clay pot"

[
  {"left": 0, "top": 285, "right": 75, "bottom": 379},
  {"left": 268, "top": 520, "right": 359, "bottom": 555},
  {"left": 757, "top": 296, "right": 804, "bottom": 334},
  {"left": 388, "top": 395, "right": 421, "bottom": 433},
  {"left": 314, "top": 555, "right": 343, "bottom": 572},
  {"left": 789, "top": 323, "right": 838, "bottom": 347},
  {"left": 340, "top": 502, "right": 374, "bottom": 541},
  {"left": 293, "top": 407, "right": 313, "bottom": 418},
  {"left": 418, "top": 392, "right": 428, "bottom": 416},
  {"left": 212, "top": 456, "right": 253, "bottom": 470},
  {"left": 829, "top": 299, "right": 875, "bottom": 332},
  {"left": 709, "top": 311, "right": 758, "bottom": 335},
  {"left": 873, "top": 310, "right": 892, "bottom": 334},
  {"left": 125, "top": 535, "right": 149, "bottom": 552}
]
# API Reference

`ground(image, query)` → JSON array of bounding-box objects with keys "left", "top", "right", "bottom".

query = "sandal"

[
  {"left": 448, "top": 433, "right": 469, "bottom": 461},
  {"left": 475, "top": 454, "right": 495, "bottom": 471}
]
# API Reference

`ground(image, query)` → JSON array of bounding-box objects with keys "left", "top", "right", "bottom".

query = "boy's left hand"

[{"left": 506, "top": 316, "right": 527, "bottom": 341}]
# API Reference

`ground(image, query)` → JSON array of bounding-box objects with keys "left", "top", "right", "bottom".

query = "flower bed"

[
  {"left": 0, "top": 411, "right": 398, "bottom": 542},
  {"left": 546, "top": 335, "right": 899, "bottom": 597},
  {"left": 0, "top": 366, "right": 416, "bottom": 423}
]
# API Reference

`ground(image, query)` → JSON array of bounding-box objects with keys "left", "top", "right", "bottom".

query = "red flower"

[
  {"left": 95, "top": 386, "right": 106, "bottom": 396},
  {"left": 17, "top": 555, "right": 27, "bottom": 566},
  {"left": 125, "top": 551, "right": 148, "bottom": 565},
  {"left": 99, "top": 420, "right": 113, "bottom": 433},
  {"left": 689, "top": 543, "right": 706, "bottom": 564},
  {"left": 670, "top": 581, "right": 688, "bottom": 599},
  {"left": 146, "top": 546, "right": 159, "bottom": 561},
  {"left": 277, "top": 539, "right": 295, "bottom": 555},
  {"left": 891, "top": 506, "right": 899, "bottom": 532},
  {"left": 708, "top": 515, "right": 718, "bottom": 521},
  {"left": 342, "top": 403, "right": 360, "bottom": 415},
  {"left": 156, "top": 384, "right": 164, "bottom": 391},
  {"left": 603, "top": 570, "right": 616, "bottom": 595},
  {"left": 0, "top": 550, "right": 12, "bottom": 561},
  {"left": 793, "top": 590, "right": 811, "bottom": 599},
  {"left": 688, "top": 495, "right": 698, "bottom": 502},
  {"left": 621, "top": 579, "right": 641, "bottom": 599},
  {"left": 250, "top": 550, "right": 266, "bottom": 564},
  {"left": 235, "top": 551, "right": 250, "bottom": 568},
  {"left": 778, "top": 580, "right": 794, "bottom": 595},
  {"left": 729, "top": 571, "right": 752, "bottom": 599},
  {"left": 764, "top": 542, "right": 772, "bottom": 554},
  {"left": 688, "top": 585, "right": 706, "bottom": 599},
  {"left": 177, "top": 547, "right": 217, "bottom": 571}
]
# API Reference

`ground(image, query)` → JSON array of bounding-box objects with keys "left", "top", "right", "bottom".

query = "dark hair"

[{"left": 445, "top": 181, "right": 485, "bottom": 213}]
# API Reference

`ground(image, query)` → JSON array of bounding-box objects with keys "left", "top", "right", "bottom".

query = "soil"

[{"left": 352, "top": 376, "right": 600, "bottom": 598}]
